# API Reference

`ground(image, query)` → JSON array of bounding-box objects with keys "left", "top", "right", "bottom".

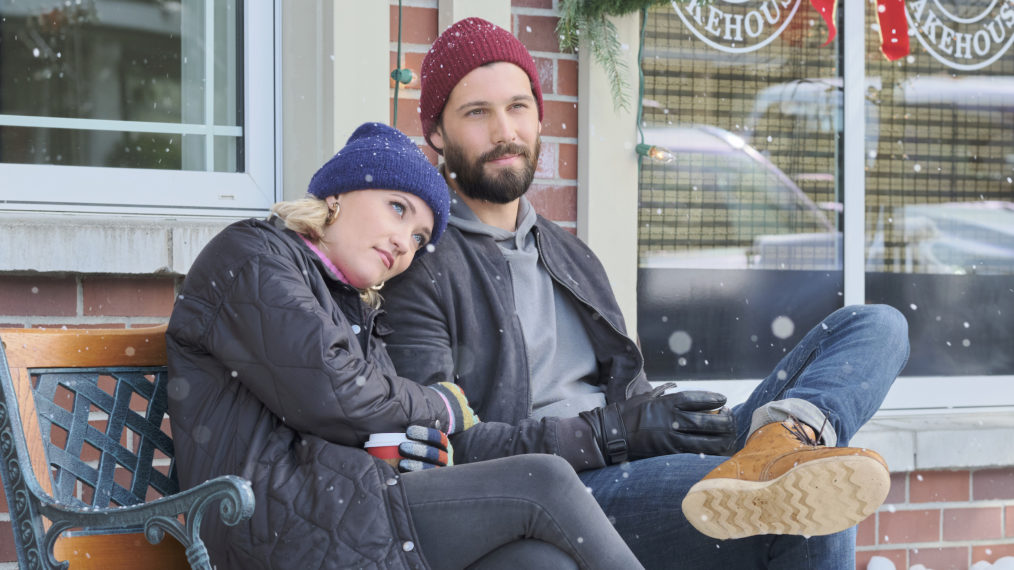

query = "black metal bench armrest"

[{"left": 39, "top": 474, "right": 254, "bottom": 570}]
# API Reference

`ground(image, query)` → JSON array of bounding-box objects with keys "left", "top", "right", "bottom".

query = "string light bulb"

[
  {"left": 633, "top": 8, "right": 675, "bottom": 166},
  {"left": 635, "top": 143, "right": 675, "bottom": 163}
]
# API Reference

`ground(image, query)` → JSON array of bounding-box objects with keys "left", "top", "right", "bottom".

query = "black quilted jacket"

[{"left": 166, "top": 217, "right": 450, "bottom": 569}]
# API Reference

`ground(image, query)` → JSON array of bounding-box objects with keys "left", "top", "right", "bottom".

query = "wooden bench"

[{"left": 0, "top": 326, "right": 255, "bottom": 570}]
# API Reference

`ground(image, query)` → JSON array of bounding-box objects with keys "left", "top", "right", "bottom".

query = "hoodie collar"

[{"left": 444, "top": 180, "right": 537, "bottom": 249}]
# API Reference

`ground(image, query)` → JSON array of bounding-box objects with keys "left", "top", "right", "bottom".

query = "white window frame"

[{"left": 0, "top": 1, "right": 277, "bottom": 217}]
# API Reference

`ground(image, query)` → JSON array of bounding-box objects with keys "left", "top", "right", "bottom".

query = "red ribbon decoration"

[
  {"left": 876, "top": 0, "right": 910, "bottom": 61},
  {"left": 810, "top": 0, "right": 838, "bottom": 47},
  {"left": 809, "top": 0, "right": 911, "bottom": 60}
]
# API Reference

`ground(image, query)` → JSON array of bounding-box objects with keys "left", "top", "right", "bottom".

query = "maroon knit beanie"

[{"left": 419, "top": 17, "right": 544, "bottom": 152}]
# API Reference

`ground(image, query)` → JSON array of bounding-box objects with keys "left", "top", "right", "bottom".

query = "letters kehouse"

[
  {"left": 673, "top": 0, "right": 803, "bottom": 54},
  {"left": 907, "top": 0, "right": 1014, "bottom": 70}
]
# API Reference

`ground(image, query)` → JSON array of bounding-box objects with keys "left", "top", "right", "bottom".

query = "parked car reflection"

[
  {"left": 638, "top": 124, "right": 840, "bottom": 271},
  {"left": 639, "top": 125, "right": 1014, "bottom": 276},
  {"left": 869, "top": 201, "right": 1014, "bottom": 275}
]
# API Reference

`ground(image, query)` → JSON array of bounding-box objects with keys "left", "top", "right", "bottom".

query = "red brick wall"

[
  {"left": 0, "top": 273, "right": 177, "bottom": 564},
  {"left": 389, "top": 1, "right": 579, "bottom": 229},
  {"left": 0, "top": 274, "right": 177, "bottom": 329},
  {"left": 858, "top": 469, "right": 1014, "bottom": 569}
]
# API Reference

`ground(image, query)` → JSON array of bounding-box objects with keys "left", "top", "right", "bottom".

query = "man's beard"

[{"left": 443, "top": 137, "right": 540, "bottom": 204}]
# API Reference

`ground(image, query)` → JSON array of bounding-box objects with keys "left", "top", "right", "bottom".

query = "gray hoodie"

[{"left": 448, "top": 195, "right": 606, "bottom": 419}]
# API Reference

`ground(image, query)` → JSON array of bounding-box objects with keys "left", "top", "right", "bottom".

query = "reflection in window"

[
  {"left": 640, "top": 125, "right": 837, "bottom": 270},
  {"left": 636, "top": 2, "right": 845, "bottom": 381},
  {"left": 864, "top": 1, "right": 1014, "bottom": 376},
  {"left": 866, "top": 72, "right": 1014, "bottom": 275},
  {"left": 639, "top": 3, "right": 842, "bottom": 273},
  {"left": 0, "top": 0, "right": 242, "bottom": 172}
]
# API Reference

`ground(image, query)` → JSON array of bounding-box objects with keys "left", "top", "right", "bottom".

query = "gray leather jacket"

[{"left": 384, "top": 210, "right": 652, "bottom": 471}]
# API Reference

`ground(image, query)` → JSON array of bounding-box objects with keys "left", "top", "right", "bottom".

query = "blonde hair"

[{"left": 269, "top": 196, "right": 383, "bottom": 308}]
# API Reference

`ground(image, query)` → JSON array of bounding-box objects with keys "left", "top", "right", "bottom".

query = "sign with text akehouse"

[{"left": 907, "top": 0, "right": 1014, "bottom": 70}]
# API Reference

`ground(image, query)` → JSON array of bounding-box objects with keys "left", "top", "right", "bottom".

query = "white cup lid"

[{"left": 364, "top": 432, "right": 410, "bottom": 447}]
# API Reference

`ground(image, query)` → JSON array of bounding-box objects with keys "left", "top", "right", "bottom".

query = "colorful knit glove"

[
  {"left": 428, "top": 382, "right": 480, "bottom": 434},
  {"left": 398, "top": 425, "right": 454, "bottom": 472}
]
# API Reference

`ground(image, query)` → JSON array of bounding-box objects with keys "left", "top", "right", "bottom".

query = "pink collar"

[{"left": 299, "top": 234, "right": 349, "bottom": 284}]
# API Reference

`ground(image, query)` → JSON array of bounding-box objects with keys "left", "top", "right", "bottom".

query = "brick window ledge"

[
  {"left": 652, "top": 380, "right": 1014, "bottom": 473},
  {"left": 1, "top": 213, "right": 240, "bottom": 275},
  {"left": 852, "top": 411, "right": 1014, "bottom": 472}
]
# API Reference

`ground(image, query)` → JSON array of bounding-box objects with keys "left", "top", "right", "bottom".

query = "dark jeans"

[
  {"left": 402, "top": 454, "right": 643, "bottom": 570},
  {"left": 580, "top": 304, "right": 910, "bottom": 569}
]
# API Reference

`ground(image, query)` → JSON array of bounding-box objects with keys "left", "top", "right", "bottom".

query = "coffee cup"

[{"left": 364, "top": 432, "right": 409, "bottom": 468}]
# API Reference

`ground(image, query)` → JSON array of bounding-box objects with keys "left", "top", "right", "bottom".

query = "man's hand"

[{"left": 579, "top": 387, "right": 736, "bottom": 464}]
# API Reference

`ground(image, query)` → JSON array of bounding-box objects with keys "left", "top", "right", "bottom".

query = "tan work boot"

[{"left": 681, "top": 418, "right": 890, "bottom": 540}]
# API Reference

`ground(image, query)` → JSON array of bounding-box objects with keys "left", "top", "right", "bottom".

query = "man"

[{"left": 383, "top": 17, "right": 909, "bottom": 569}]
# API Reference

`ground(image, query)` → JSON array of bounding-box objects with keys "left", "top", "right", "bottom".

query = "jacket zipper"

[
  {"left": 498, "top": 250, "right": 534, "bottom": 417},
  {"left": 532, "top": 226, "right": 646, "bottom": 395}
]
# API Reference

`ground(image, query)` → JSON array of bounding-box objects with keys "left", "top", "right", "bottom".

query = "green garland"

[{"left": 556, "top": 0, "right": 675, "bottom": 112}]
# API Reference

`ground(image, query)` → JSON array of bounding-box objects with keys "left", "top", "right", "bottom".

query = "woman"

[{"left": 166, "top": 122, "right": 642, "bottom": 569}]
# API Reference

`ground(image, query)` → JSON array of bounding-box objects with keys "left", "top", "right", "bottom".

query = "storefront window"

[
  {"left": 638, "top": 0, "right": 844, "bottom": 379},
  {"left": 638, "top": 0, "right": 1014, "bottom": 381}
]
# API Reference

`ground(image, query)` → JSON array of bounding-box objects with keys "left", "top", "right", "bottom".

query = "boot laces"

[{"left": 782, "top": 415, "right": 827, "bottom": 447}]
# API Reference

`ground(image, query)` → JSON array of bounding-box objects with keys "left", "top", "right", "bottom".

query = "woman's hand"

[
  {"left": 398, "top": 425, "right": 453, "bottom": 471},
  {"left": 429, "top": 382, "right": 480, "bottom": 434}
]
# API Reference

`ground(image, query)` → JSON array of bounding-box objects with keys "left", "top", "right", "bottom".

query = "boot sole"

[{"left": 681, "top": 454, "right": 890, "bottom": 540}]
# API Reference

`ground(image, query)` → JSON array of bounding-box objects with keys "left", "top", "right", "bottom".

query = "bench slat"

[{"left": 54, "top": 532, "right": 189, "bottom": 569}]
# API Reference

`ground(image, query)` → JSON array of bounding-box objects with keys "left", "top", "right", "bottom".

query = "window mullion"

[
  {"left": 204, "top": 0, "right": 215, "bottom": 172},
  {"left": 181, "top": 0, "right": 204, "bottom": 171},
  {"left": 842, "top": 0, "right": 867, "bottom": 305}
]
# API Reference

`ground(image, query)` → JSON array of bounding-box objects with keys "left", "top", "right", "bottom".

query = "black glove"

[{"left": 579, "top": 385, "right": 736, "bottom": 464}]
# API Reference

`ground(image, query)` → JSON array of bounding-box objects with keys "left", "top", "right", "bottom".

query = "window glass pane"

[
  {"left": 0, "top": 127, "right": 183, "bottom": 168},
  {"left": 864, "top": 1, "right": 1014, "bottom": 376},
  {"left": 638, "top": 2, "right": 844, "bottom": 380},
  {"left": 0, "top": 0, "right": 242, "bottom": 172}
]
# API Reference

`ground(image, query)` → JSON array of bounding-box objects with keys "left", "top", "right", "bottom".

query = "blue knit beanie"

[{"left": 307, "top": 122, "right": 450, "bottom": 245}]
